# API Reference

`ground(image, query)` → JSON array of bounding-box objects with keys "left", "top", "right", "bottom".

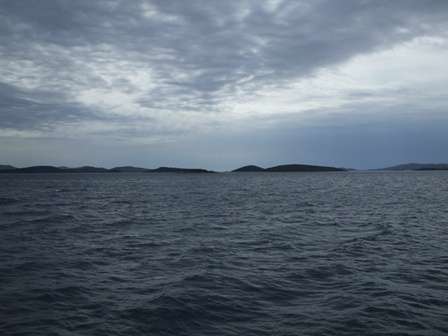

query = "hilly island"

[
  {"left": 232, "top": 164, "right": 345, "bottom": 172},
  {"left": 0, "top": 164, "right": 345, "bottom": 174},
  {"left": 0, "top": 166, "right": 216, "bottom": 174},
  {"left": 1, "top": 163, "right": 447, "bottom": 173}
]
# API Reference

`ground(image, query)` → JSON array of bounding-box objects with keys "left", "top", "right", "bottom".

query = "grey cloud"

[
  {"left": 0, "top": 82, "right": 103, "bottom": 131},
  {"left": 4, "top": 2, "right": 445, "bottom": 64},
  {"left": 1, "top": 0, "right": 448, "bottom": 133},
  {"left": 153, "top": 1, "right": 445, "bottom": 72}
]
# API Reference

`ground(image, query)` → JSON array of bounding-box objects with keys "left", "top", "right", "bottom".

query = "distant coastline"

[
  {"left": 232, "top": 164, "right": 345, "bottom": 172},
  {"left": 369, "top": 163, "right": 448, "bottom": 171},
  {"left": 0, "top": 163, "right": 344, "bottom": 174},
  {"left": 0, "top": 162, "right": 447, "bottom": 174},
  {"left": 0, "top": 165, "right": 216, "bottom": 174}
]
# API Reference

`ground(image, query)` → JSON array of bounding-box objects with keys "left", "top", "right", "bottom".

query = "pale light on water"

[{"left": 1, "top": 172, "right": 448, "bottom": 335}]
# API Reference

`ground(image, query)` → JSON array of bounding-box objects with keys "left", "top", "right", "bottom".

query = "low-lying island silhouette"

[
  {"left": 4, "top": 162, "right": 447, "bottom": 173},
  {"left": 0, "top": 164, "right": 345, "bottom": 173},
  {"left": 232, "top": 164, "right": 345, "bottom": 172},
  {"left": 145, "top": 167, "right": 216, "bottom": 174}
]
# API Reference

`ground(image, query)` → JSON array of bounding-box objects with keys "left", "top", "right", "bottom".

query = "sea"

[{"left": 1, "top": 171, "right": 447, "bottom": 336}]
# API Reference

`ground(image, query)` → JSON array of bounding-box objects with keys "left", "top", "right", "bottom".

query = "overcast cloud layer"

[{"left": 1, "top": 0, "right": 447, "bottom": 170}]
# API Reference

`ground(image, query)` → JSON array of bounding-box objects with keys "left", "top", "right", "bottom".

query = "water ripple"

[{"left": 1, "top": 172, "right": 448, "bottom": 335}]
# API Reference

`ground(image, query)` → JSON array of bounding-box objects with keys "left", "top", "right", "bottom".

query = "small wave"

[
  {"left": 51, "top": 188, "right": 74, "bottom": 193},
  {"left": 336, "top": 222, "right": 391, "bottom": 245},
  {"left": 0, "top": 197, "right": 20, "bottom": 205},
  {"left": 1, "top": 171, "right": 448, "bottom": 336},
  {"left": 0, "top": 210, "right": 53, "bottom": 220},
  {"left": 25, "top": 213, "right": 78, "bottom": 224}
]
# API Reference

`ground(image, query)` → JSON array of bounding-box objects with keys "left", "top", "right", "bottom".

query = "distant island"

[
  {"left": 0, "top": 163, "right": 343, "bottom": 174},
  {"left": 146, "top": 167, "right": 215, "bottom": 174},
  {"left": 0, "top": 165, "right": 216, "bottom": 174},
  {"left": 371, "top": 163, "right": 448, "bottom": 171},
  {"left": 0, "top": 166, "right": 112, "bottom": 174},
  {"left": 1, "top": 162, "right": 447, "bottom": 174},
  {"left": 232, "top": 164, "right": 345, "bottom": 172}
]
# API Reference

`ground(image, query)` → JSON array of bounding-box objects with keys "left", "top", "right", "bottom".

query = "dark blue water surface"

[{"left": 1, "top": 171, "right": 448, "bottom": 335}]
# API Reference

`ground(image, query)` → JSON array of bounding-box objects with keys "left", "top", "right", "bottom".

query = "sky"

[{"left": 1, "top": 0, "right": 447, "bottom": 171}]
